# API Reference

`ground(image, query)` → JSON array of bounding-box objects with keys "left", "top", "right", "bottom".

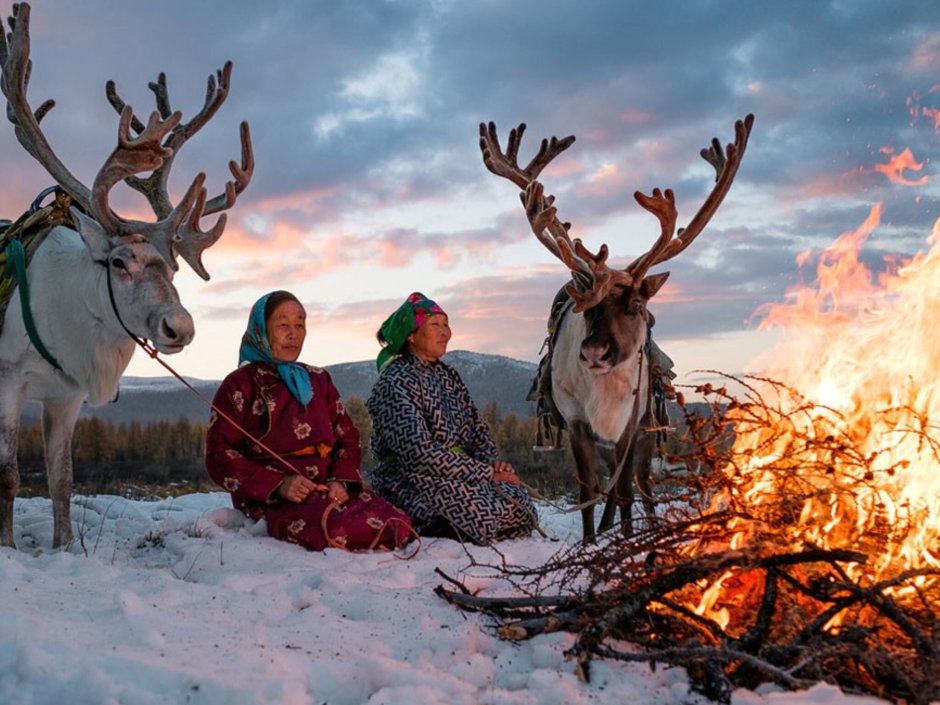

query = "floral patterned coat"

[
  {"left": 206, "top": 362, "right": 411, "bottom": 551},
  {"left": 366, "top": 353, "right": 536, "bottom": 544}
]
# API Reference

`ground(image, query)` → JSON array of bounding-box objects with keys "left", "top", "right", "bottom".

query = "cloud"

[
  {"left": 8, "top": 0, "right": 940, "bottom": 383},
  {"left": 908, "top": 36, "right": 940, "bottom": 72},
  {"left": 316, "top": 51, "right": 427, "bottom": 139}
]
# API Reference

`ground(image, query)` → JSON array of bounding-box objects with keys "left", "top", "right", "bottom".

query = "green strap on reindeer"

[
  {"left": 0, "top": 208, "right": 62, "bottom": 372},
  {"left": 2, "top": 233, "right": 63, "bottom": 371}
]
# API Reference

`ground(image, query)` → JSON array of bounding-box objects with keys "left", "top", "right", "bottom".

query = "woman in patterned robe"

[
  {"left": 366, "top": 292, "right": 537, "bottom": 544},
  {"left": 206, "top": 291, "right": 413, "bottom": 552}
]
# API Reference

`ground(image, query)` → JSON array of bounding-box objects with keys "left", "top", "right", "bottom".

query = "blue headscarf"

[{"left": 238, "top": 292, "right": 313, "bottom": 406}]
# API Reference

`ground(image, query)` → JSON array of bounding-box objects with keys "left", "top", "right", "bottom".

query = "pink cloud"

[
  {"left": 540, "top": 155, "right": 585, "bottom": 179},
  {"left": 297, "top": 268, "right": 566, "bottom": 363},
  {"left": 374, "top": 239, "right": 413, "bottom": 268},
  {"left": 433, "top": 247, "right": 460, "bottom": 268},
  {"left": 577, "top": 162, "right": 627, "bottom": 198},
  {"left": 575, "top": 110, "right": 653, "bottom": 146},
  {"left": 620, "top": 109, "right": 653, "bottom": 124},
  {"left": 249, "top": 185, "right": 341, "bottom": 217},
  {"left": 779, "top": 168, "right": 874, "bottom": 204},
  {"left": 910, "top": 37, "right": 940, "bottom": 71}
]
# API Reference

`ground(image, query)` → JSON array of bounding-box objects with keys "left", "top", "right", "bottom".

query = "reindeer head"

[
  {"left": 69, "top": 209, "right": 195, "bottom": 353},
  {"left": 480, "top": 115, "right": 753, "bottom": 375},
  {"left": 0, "top": 3, "right": 253, "bottom": 350}
]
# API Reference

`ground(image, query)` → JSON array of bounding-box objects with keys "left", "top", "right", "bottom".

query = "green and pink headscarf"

[{"left": 376, "top": 292, "right": 446, "bottom": 371}]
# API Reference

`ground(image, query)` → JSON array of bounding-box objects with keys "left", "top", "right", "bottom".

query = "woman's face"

[
  {"left": 266, "top": 300, "right": 306, "bottom": 362},
  {"left": 407, "top": 313, "right": 451, "bottom": 362}
]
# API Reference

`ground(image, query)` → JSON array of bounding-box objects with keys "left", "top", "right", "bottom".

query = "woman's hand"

[
  {"left": 277, "top": 475, "right": 327, "bottom": 503},
  {"left": 490, "top": 460, "right": 520, "bottom": 485},
  {"left": 327, "top": 481, "right": 349, "bottom": 506}
]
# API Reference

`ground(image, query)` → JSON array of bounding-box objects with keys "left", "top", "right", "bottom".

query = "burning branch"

[{"left": 437, "top": 379, "right": 940, "bottom": 704}]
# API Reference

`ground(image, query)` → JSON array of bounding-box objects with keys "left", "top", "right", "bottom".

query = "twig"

[{"left": 434, "top": 567, "right": 472, "bottom": 595}]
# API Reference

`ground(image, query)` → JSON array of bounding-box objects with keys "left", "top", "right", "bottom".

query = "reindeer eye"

[
  {"left": 111, "top": 257, "right": 128, "bottom": 271},
  {"left": 630, "top": 300, "right": 644, "bottom": 314}
]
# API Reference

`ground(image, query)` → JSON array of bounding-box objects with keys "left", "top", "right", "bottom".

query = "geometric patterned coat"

[
  {"left": 366, "top": 353, "right": 536, "bottom": 544},
  {"left": 206, "top": 362, "right": 412, "bottom": 551}
]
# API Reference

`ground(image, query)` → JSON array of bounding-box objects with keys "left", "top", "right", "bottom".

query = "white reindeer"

[
  {"left": 480, "top": 115, "right": 752, "bottom": 541},
  {"left": 0, "top": 3, "right": 253, "bottom": 548}
]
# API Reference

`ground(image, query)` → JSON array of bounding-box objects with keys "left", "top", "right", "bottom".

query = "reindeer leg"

[
  {"left": 597, "top": 444, "right": 618, "bottom": 534},
  {"left": 598, "top": 494, "right": 618, "bottom": 534},
  {"left": 618, "top": 420, "right": 658, "bottom": 538},
  {"left": 635, "top": 437, "right": 657, "bottom": 532},
  {"left": 569, "top": 421, "right": 599, "bottom": 543},
  {"left": 612, "top": 432, "right": 636, "bottom": 538},
  {"left": 0, "top": 380, "right": 27, "bottom": 548},
  {"left": 0, "top": 399, "right": 24, "bottom": 548},
  {"left": 41, "top": 397, "right": 82, "bottom": 549},
  {"left": 0, "top": 450, "right": 17, "bottom": 548}
]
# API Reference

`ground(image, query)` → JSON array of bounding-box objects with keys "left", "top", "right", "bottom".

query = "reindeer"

[
  {"left": 480, "top": 114, "right": 753, "bottom": 542},
  {"left": 0, "top": 3, "right": 253, "bottom": 548}
]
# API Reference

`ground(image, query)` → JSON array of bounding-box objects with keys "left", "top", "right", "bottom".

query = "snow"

[
  {"left": 118, "top": 377, "right": 216, "bottom": 393},
  {"left": 1, "top": 494, "right": 895, "bottom": 705},
  {"left": 444, "top": 350, "right": 536, "bottom": 375}
]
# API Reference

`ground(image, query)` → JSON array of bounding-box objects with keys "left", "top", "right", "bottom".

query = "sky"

[
  {"left": 2, "top": 0, "right": 940, "bottom": 384},
  {"left": 0, "top": 492, "right": 894, "bottom": 705}
]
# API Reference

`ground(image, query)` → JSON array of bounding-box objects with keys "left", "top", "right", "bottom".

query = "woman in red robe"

[{"left": 205, "top": 290, "right": 413, "bottom": 552}]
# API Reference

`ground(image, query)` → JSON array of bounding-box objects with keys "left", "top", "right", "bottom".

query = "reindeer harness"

[{"left": 0, "top": 189, "right": 75, "bottom": 369}]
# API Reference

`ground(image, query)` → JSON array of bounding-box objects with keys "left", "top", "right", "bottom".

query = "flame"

[
  {"left": 689, "top": 202, "right": 940, "bottom": 627},
  {"left": 907, "top": 83, "right": 940, "bottom": 130},
  {"left": 925, "top": 108, "right": 940, "bottom": 131},
  {"left": 873, "top": 147, "right": 929, "bottom": 186}
]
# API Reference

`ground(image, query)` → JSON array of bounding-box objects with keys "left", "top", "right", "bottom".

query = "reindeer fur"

[
  {"left": 0, "top": 219, "right": 193, "bottom": 548},
  {"left": 551, "top": 311, "right": 647, "bottom": 444},
  {"left": 548, "top": 284, "right": 661, "bottom": 543}
]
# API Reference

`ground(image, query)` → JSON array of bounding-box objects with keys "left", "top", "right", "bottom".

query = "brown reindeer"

[
  {"left": 480, "top": 115, "right": 753, "bottom": 541},
  {"left": 0, "top": 3, "right": 252, "bottom": 548}
]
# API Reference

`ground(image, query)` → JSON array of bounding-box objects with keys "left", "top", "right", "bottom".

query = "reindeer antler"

[
  {"left": 479, "top": 121, "right": 575, "bottom": 189},
  {"left": 521, "top": 181, "right": 632, "bottom": 309},
  {"left": 103, "top": 65, "right": 253, "bottom": 279},
  {"left": 88, "top": 109, "right": 212, "bottom": 272},
  {"left": 479, "top": 122, "right": 596, "bottom": 290},
  {"left": 481, "top": 115, "right": 754, "bottom": 313},
  {"left": 106, "top": 61, "right": 255, "bottom": 221},
  {"left": 0, "top": 4, "right": 91, "bottom": 208},
  {"left": 0, "top": 2, "right": 251, "bottom": 281},
  {"left": 626, "top": 114, "right": 754, "bottom": 282}
]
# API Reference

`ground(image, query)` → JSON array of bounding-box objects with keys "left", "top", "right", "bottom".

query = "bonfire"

[{"left": 437, "top": 204, "right": 940, "bottom": 704}]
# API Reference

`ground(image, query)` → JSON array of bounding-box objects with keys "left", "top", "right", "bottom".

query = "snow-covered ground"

[{"left": 1, "top": 494, "right": 894, "bottom": 705}]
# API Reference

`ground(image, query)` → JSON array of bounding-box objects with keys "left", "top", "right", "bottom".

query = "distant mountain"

[
  {"left": 20, "top": 350, "right": 539, "bottom": 426},
  {"left": 327, "top": 350, "right": 537, "bottom": 417}
]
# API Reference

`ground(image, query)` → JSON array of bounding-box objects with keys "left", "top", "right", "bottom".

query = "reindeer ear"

[
  {"left": 640, "top": 271, "right": 670, "bottom": 299},
  {"left": 70, "top": 207, "right": 113, "bottom": 263}
]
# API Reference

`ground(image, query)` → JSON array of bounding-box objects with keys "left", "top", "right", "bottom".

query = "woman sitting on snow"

[
  {"left": 366, "top": 292, "right": 537, "bottom": 544},
  {"left": 205, "top": 290, "right": 413, "bottom": 552}
]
